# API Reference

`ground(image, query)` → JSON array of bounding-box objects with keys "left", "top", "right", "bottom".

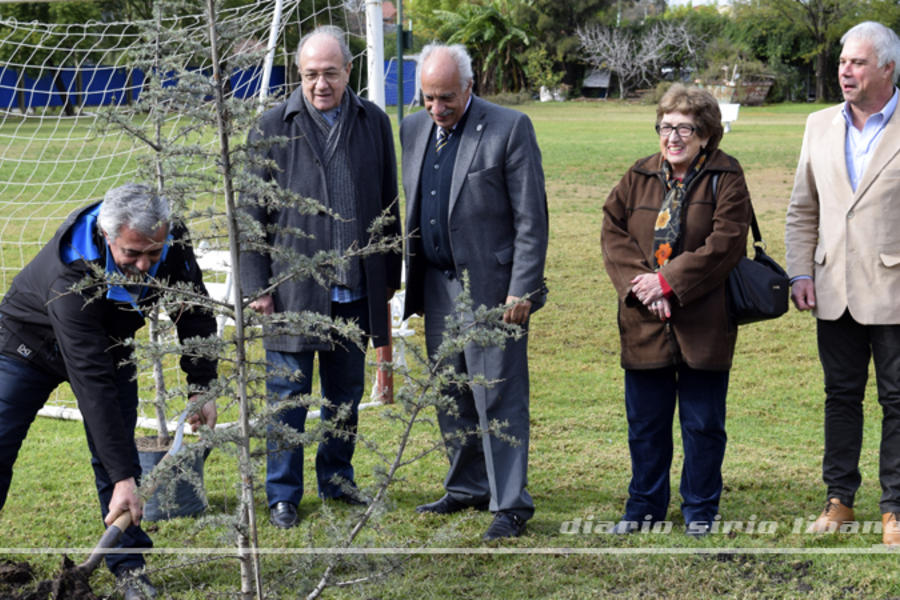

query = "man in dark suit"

[{"left": 400, "top": 43, "right": 548, "bottom": 541}]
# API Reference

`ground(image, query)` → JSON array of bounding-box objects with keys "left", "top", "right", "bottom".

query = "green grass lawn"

[{"left": 2, "top": 101, "right": 898, "bottom": 599}]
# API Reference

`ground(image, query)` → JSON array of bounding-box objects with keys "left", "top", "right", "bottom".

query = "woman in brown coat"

[{"left": 602, "top": 84, "right": 751, "bottom": 536}]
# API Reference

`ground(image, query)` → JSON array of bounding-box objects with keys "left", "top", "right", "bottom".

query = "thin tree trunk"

[
  {"left": 148, "top": 313, "right": 170, "bottom": 445},
  {"left": 151, "top": 10, "right": 169, "bottom": 446},
  {"left": 205, "top": 1, "right": 263, "bottom": 597},
  {"left": 16, "top": 71, "right": 26, "bottom": 114},
  {"left": 50, "top": 65, "right": 75, "bottom": 116},
  {"left": 815, "top": 44, "right": 828, "bottom": 102}
]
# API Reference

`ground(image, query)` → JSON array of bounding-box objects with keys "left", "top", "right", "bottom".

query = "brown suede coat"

[{"left": 602, "top": 149, "right": 752, "bottom": 371}]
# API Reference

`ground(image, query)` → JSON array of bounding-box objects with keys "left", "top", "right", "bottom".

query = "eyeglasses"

[
  {"left": 301, "top": 70, "right": 344, "bottom": 84},
  {"left": 655, "top": 123, "right": 696, "bottom": 138}
]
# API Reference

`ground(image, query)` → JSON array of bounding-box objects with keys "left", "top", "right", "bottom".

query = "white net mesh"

[{"left": 0, "top": 0, "right": 373, "bottom": 416}]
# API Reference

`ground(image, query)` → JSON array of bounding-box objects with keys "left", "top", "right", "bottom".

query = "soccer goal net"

[{"left": 0, "top": 0, "right": 378, "bottom": 418}]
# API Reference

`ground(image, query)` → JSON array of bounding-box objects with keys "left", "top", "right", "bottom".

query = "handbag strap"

[{"left": 711, "top": 173, "right": 763, "bottom": 246}]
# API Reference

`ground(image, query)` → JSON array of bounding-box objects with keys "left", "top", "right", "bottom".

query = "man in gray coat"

[
  {"left": 240, "top": 26, "right": 401, "bottom": 529},
  {"left": 401, "top": 43, "right": 548, "bottom": 540}
]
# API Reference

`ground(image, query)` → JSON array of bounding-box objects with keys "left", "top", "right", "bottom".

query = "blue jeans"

[
  {"left": 0, "top": 353, "right": 152, "bottom": 575},
  {"left": 623, "top": 366, "right": 729, "bottom": 526},
  {"left": 265, "top": 299, "right": 368, "bottom": 506}
]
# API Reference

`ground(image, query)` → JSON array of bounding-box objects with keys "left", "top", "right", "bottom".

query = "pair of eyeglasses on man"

[
  {"left": 655, "top": 123, "right": 696, "bottom": 138},
  {"left": 301, "top": 70, "right": 343, "bottom": 84}
]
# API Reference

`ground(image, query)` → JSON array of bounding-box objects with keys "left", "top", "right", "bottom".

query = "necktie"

[{"left": 435, "top": 127, "right": 449, "bottom": 153}]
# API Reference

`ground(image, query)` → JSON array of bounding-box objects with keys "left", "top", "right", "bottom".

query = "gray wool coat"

[{"left": 240, "top": 87, "right": 402, "bottom": 352}]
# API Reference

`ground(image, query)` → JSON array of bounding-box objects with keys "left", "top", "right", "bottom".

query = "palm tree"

[{"left": 435, "top": 0, "right": 531, "bottom": 95}]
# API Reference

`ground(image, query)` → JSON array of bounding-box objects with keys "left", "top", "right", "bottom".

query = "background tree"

[
  {"left": 520, "top": 0, "right": 611, "bottom": 91},
  {"left": 0, "top": 2, "right": 123, "bottom": 114},
  {"left": 577, "top": 20, "right": 701, "bottom": 99},
  {"left": 656, "top": 6, "right": 723, "bottom": 83},
  {"left": 722, "top": 2, "right": 815, "bottom": 101},
  {"left": 750, "top": 0, "right": 851, "bottom": 101},
  {"left": 434, "top": 0, "right": 531, "bottom": 94},
  {"left": 407, "top": 0, "right": 465, "bottom": 41}
]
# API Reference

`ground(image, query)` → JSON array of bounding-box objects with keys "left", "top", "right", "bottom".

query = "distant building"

[
  {"left": 582, "top": 69, "right": 610, "bottom": 98},
  {"left": 383, "top": 1, "right": 397, "bottom": 24}
]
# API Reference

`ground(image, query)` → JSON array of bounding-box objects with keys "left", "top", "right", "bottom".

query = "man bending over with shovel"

[{"left": 0, "top": 183, "right": 218, "bottom": 600}]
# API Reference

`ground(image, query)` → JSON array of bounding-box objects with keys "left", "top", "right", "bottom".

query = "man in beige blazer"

[{"left": 785, "top": 21, "right": 900, "bottom": 546}]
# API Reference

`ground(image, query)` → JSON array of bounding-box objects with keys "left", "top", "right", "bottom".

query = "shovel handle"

[
  {"left": 78, "top": 511, "right": 134, "bottom": 573},
  {"left": 110, "top": 511, "right": 133, "bottom": 531}
]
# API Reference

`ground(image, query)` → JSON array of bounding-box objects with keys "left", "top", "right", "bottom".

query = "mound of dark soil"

[{"left": 0, "top": 557, "right": 97, "bottom": 600}]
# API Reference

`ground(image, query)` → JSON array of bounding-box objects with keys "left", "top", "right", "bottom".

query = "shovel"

[
  {"left": 77, "top": 411, "right": 182, "bottom": 573},
  {"left": 77, "top": 511, "right": 133, "bottom": 573},
  {"left": 18, "top": 512, "right": 135, "bottom": 600},
  {"left": 36, "top": 416, "right": 186, "bottom": 596},
  {"left": 78, "top": 409, "right": 189, "bottom": 565}
]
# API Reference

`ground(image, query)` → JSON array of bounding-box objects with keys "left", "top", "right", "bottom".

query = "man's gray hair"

[
  {"left": 842, "top": 21, "right": 900, "bottom": 83},
  {"left": 418, "top": 42, "right": 474, "bottom": 93},
  {"left": 295, "top": 25, "right": 352, "bottom": 68},
  {"left": 98, "top": 183, "right": 170, "bottom": 240}
]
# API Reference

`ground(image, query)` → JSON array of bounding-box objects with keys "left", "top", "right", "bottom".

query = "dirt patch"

[
  {"left": 0, "top": 557, "right": 98, "bottom": 600},
  {"left": 745, "top": 166, "right": 794, "bottom": 213},
  {"left": 135, "top": 435, "right": 173, "bottom": 453},
  {"left": 0, "top": 560, "right": 33, "bottom": 586}
]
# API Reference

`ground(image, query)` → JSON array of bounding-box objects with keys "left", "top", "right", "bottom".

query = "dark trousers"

[
  {"left": 265, "top": 298, "right": 368, "bottom": 506},
  {"left": 0, "top": 353, "right": 151, "bottom": 576},
  {"left": 817, "top": 311, "right": 900, "bottom": 513},
  {"left": 623, "top": 365, "right": 729, "bottom": 525},
  {"left": 423, "top": 266, "right": 534, "bottom": 520}
]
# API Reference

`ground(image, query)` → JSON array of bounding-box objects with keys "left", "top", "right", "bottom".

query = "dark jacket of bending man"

[{"left": 0, "top": 182, "right": 218, "bottom": 587}]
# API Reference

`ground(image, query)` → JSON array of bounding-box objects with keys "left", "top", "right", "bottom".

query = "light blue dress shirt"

[{"left": 842, "top": 87, "right": 898, "bottom": 192}]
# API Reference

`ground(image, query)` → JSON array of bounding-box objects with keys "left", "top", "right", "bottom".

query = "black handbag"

[{"left": 727, "top": 208, "right": 789, "bottom": 325}]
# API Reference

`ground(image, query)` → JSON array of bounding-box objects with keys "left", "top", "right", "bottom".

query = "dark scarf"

[
  {"left": 651, "top": 148, "right": 709, "bottom": 269},
  {"left": 300, "top": 91, "right": 363, "bottom": 292}
]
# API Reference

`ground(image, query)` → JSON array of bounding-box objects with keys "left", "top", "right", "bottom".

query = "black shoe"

[
  {"left": 269, "top": 501, "right": 299, "bottom": 529},
  {"left": 330, "top": 492, "right": 369, "bottom": 507},
  {"left": 607, "top": 520, "right": 639, "bottom": 535},
  {"left": 483, "top": 511, "right": 527, "bottom": 541},
  {"left": 118, "top": 571, "right": 157, "bottom": 600},
  {"left": 415, "top": 494, "right": 489, "bottom": 515}
]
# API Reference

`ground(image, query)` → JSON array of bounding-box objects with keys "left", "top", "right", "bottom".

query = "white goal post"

[{"left": 0, "top": 0, "right": 386, "bottom": 419}]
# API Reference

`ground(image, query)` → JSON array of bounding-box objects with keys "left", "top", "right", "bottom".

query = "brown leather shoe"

[
  {"left": 806, "top": 498, "right": 855, "bottom": 533},
  {"left": 883, "top": 512, "right": 900, "bottom": 546}
]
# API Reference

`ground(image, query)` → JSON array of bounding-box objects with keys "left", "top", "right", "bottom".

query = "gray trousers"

[{"left": 423, "top": 266, "right": 534, "bottom": 520}]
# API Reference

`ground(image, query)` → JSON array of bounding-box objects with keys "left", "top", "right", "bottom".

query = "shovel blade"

[{"left": 77, "top": 512, "right": 132, "bottom": 573}]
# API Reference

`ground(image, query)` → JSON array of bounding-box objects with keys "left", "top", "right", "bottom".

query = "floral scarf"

[{"left": 652, "top": 148, "right": 709, "bottom": 269}]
